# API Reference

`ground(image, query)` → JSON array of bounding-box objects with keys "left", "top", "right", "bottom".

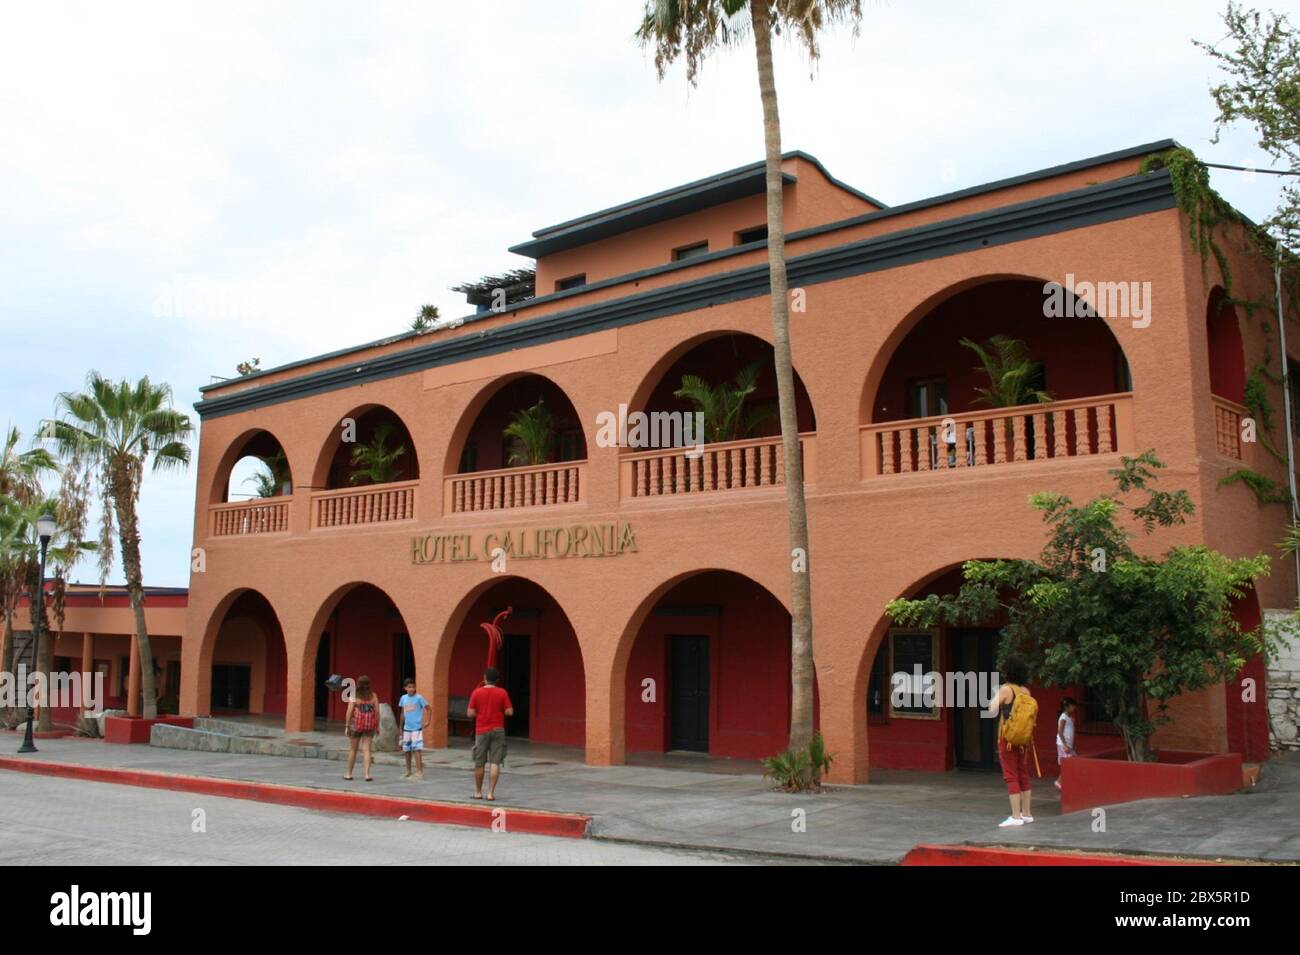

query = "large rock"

[{"left": 375, "top": 703, "right": 399, "bottom": 752}]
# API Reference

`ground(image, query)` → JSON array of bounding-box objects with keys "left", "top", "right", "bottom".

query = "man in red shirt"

[{"left": 467, "top": 667, "right": 514, "bottom": 801}]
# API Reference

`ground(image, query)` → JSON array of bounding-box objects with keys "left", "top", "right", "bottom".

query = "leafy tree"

[
  {"left": 348, "top": 424, "right": 408, "bottom": 485},
  {"left": 236, "top": 358, "right": 261, "bottom": 376},
  {"left": 887, "top": 452, "right": 1272, "bottom": 762},
  {"left": 1196, "top": 2, "right": 1300, "bottom": 251},
  {"left": 451, "top": 268, "right": 536, "bottom": 308},
  {"left": 638, "top": 0, "right": 865, "bottom": 754},
  {"left": 673, "top": 361, "right": 777, "bottom": 442},
  {"left": 43, "top": 373, "right": 193, "bottom": 720},
  {"left": 503, "top": 400, "right": 556, "bottom": 467},
  {"left": 959, "top": 335, "right": 1053, "bottom": 409}
]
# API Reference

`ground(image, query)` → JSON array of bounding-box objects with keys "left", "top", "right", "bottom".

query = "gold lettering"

[
  {"left": 618, "top": 522, "right": 638, "bottom": 554},
  {"left": 572, "top": 525, "right": 589, "bottom": 556}
]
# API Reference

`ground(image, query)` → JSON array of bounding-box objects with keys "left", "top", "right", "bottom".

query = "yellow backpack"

[{"left": 999, "top": 684, "right": 1038, "bottom": 748}]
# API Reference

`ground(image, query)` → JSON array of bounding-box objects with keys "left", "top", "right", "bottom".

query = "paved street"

[
  {"left": 4, "top": 738, "right": 1299, "bottom": 863},
  {"left": 0, "top": 772, "right": 784, "bottom": 866}
]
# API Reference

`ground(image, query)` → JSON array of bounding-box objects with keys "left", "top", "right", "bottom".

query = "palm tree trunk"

[
  {"left": 751, "top": 0, "right": 815, "bottom": 753},
  {"left": 112, "top": 471, "right": 157, "bottom": 720}
]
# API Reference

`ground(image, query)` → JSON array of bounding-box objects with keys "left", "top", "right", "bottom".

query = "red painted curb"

[
  {"left": 0, "top": 757, "right": 591, "bottom": 838},
  {"left": 901, "top": 844, "right": 1219, "bottom": 866}
]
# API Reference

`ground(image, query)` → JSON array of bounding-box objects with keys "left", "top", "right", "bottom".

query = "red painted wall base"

[
  {"left": 1059, "top": 749, "right": 1243, "bottom": 814},
  {"left": 901, "top": 844, "right": 1217, "bottom": 866},
  {"left": 103, "top": 715, "right": 194, "bottom": 745}
]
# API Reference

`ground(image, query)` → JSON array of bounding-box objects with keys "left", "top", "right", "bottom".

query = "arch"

[
  {"left": 301, "top": 581, "right": 416, "bottom": 725},
  {"left": 310, "top": 404, "right": 421, "bottom": 490},
  {"left": 442, "top": 373, "right": 586, "bottom": 478},
  {"left": 435, "top": 575, "right": 586, "bottom": 747},
  {"left": 857, "top": 558, "right": 1081, "bottom": 775},
  {"left": 1206, "top": 286, "right": 1246, "bottom": 405},
  {"left": 609, "top": 568, "right": 811, "bottom": 762},
  {"left": 196, "top": 587, "right": 288, "bottom": 720},
  {"left": 208, "top": 428, "right": 294, "bottom": 505},
  {"left": 859, "top": 274, "right": 1132, "bottom": 425},
  {"left": 625, "top": 330, "right": 817, "bottom": 441}
]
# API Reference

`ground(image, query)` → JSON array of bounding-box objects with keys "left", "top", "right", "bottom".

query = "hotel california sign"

[{"left": 411, "top": 522, "right": 637, "bottom": 565}]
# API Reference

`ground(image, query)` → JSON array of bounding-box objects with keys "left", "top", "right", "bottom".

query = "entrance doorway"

[
  {"left": 950, "top": 628, "right": 999, "bottom": 770},
  {"left": 502, "top": 634, "right": 530, "bottom": 738},
  {"left": 670, "top": 635, "right": 710, "bottom": 752},
  {"left": 211, "top": 664, "right": 251, "bottom": 711}
]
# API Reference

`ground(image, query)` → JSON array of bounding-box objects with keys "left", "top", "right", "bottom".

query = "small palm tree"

[
  {"left": 0, "top": 426, "right": 57, "bottom": 503},
  {"left": 673, "top": 362, "right": 777, "bottom": 443},
  {"left": 348, "top": 424, "right": 408, "bottom": 485},
  {"left": 504, "top": 400, "right": 556, "bottom": 467},
  {"left": 44, "top": 373, "right": 192, "bottom": 720},
  {"left": 243, "top": 449, "right": 290, "bottom": 498},
  {"left": 0, "top": 428, "right": 58, "bottom": 691},
  {"left": 960, "top": 335, "right": 1053, "bottom": 408}
]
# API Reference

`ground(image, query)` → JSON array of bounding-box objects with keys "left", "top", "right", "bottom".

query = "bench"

[{"left": 448, "top": 696, "right": 474, "bottom": 738}]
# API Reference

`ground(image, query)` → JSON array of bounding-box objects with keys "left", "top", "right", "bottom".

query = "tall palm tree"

[
  {"left": 504, "top": 400, "right": 557, "bottom": 466},
  {"left": 0, "top": 427, "right": 57, "bottom": 685},
  {"left": 638, "top": 0, "right": 864, "bottom": 753},
  {"left": 44, "top": 373, "right": 192, "bottom": 720},
  {"left": 348, "top": 424, "right": 408, "bottom": 485},
  {"left": 673, "top": 362, "right": 777, "bottom": 442}
]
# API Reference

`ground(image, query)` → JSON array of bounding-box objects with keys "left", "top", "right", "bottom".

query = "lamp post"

[{"left": 18, "top": 512, "right": 56, "bottom": 755}]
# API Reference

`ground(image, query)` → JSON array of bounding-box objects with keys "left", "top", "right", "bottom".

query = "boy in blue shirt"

[{"left": 397, "top": 677, "right": 430, "bottom": 779}]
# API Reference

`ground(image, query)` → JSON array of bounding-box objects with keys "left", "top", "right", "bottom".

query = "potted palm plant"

[
  {"left": 348, "top": 424, "right": 408, "bottom": 485},
  {"left": 959, "top": 335, "right": 1053, "bottom": 461},
  {"left": 503, "top": 399, "right": 557, "bottom": 467},
  {"left": 672, "top": 361, "right": 777, "bottom": 443}
]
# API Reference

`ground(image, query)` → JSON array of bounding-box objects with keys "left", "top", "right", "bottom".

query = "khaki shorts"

[{"left": 473, "top": 727, "right": 507, "bottom": 768}]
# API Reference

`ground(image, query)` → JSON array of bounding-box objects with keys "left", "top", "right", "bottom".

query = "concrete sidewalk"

[{"left": 4, "top": 737, "right": 1298, "bottom": 863}]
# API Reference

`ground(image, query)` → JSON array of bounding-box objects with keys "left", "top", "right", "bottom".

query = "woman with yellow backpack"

[{"left": 987, "top": 655, "right": 1040, "bottom": 828}]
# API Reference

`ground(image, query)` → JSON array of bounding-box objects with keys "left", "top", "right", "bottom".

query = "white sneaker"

[
  {"left": 998, "top": 816, "right": 1025, "bottom": 828},
  {"left": 1022, "top": 815, "right": 1034, "bottom": 823}
]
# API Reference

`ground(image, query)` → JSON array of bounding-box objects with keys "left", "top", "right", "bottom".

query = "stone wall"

[{"left": 1265, "top": 609, "right": 1300, "bottom": 751}]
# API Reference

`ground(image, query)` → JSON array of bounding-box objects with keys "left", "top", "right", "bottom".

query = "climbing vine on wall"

[{"left": 1143, "top": 148, "right": 1297, "bottom": 508}]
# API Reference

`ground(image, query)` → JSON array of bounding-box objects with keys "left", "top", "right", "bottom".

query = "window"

[
  {"left": 1082, "top": 683, "right": 1117, "bottom": 728},
  {"left": 1289, "top": 359, "right": 1300, "bottom": 439},
  {"left": 888, "top": 629, "right": 941, "bottom": 719},
  {"left": 907, "top": 377, "right": 948, "bottom": 418},
  {"left": 736, "top": 225, "right": 768, "bottom": 245},
  {"left": 867, "top": 646, "right": 888, "bottom": 717},
  {"left": 555, "top": 274, "right": 586, "bottom": 292},
  {"left": 673, "top": 241, "right": 709, "bottom": 262}
]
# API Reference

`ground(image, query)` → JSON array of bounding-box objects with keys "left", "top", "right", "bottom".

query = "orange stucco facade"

[{"left": 180, "top": 142, "right": 1293, "bottom": 782}]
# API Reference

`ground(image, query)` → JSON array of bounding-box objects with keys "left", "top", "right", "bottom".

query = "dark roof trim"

[
  {"left": 195, "top": 169, "right": 1176, "bottom": 420},
  {"left": 509, "top": 167, "right": 796, "bottom": 258}
]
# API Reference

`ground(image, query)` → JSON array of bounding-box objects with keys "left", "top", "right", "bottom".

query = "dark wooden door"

[
  {"left": 502, "top": 634, "right": 530, "bottom": 738},
  {"left": 211, "top": 664, "right": 251, "bottom": 711},
  {"left": 951, "top": 628, "right": 999, "bottom": 770},
  {"left": 670, "top": 635, "right": 710, "bottom": 752}
]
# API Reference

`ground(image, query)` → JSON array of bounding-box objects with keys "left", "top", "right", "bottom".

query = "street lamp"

[{"left": 18, "top": 512, "right": 55, "bottom": 755}]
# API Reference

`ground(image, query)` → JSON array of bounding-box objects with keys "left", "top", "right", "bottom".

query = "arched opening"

[
  {"left": 313, "top": 405, "right": 420, "bottom": 490},
  {"left": 623, "top": 570, "right": 815, "bottom": 761},
  {"left": 309, "top": 584, "right": 415, "bottom": 724},
  {"left": 623, "top": 332, "right": 816, "bottom": 496},
  {"left": 445, "top": 375, "right": 586, "bottom": 513},
  {"left": 1207, "top": 287, "right": 1246, "bottom": 405},
  {"left": 445, "top": 577, "right": 585, "bottom": 747},
  {"left": 863, "top": 278, "right": 1132, "bottom": 474},
  {"left": 865, "top": 563, "right": 1087, "bottom": 775},
  {"left": 217, "top": 430, "right": 293, "bottom": 504},
  {"left": 208, "top": 590, "right": 288, "bottom": 719}
]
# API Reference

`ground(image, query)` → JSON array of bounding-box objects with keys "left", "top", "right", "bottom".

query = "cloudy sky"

[{"left": 0, "top": 0, "right": 1288, "bottom": 587}]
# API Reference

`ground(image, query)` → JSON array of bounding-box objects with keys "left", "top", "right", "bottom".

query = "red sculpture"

[{"left": 479, "top": 607, "right": 512, "bottom": 685}]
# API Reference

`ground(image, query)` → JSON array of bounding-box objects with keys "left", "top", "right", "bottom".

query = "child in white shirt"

[{"left": 1055, "top": 697, "right": 1077, "bottom": 790}]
